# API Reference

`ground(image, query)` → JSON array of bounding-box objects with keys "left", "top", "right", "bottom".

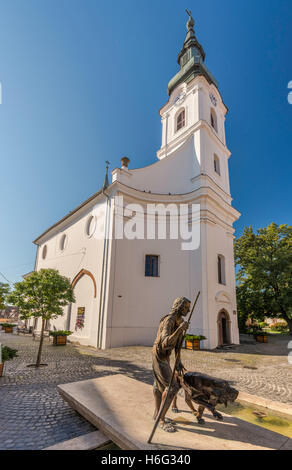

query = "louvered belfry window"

[{"left": 176, "top": 109, "right": 185, "bottom": 131}]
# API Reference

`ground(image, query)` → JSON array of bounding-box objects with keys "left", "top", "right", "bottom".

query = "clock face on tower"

[{"left": 174, "top": 91, "right": 186, "bottom": 106}]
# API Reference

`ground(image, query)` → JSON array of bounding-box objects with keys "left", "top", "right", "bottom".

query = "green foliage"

[
  {"left": 270, "top": 322, "right": 288, "bottom": 332},
  {"left": 0, "top": 283, "right": 10, "bottom": 310},
  {"left": 8, "top": 269, "right": 75, "bottom": 321},
  {"left": 185, "top": 334, "right": 207, "bottom": 341},
  {"left": 235, "top": 223, "right": 292, "bottom": 334},
  {"left": 253, "top": 331, "right": 267, "bottom": 337},
  {"left": 258, "top": 322, "right": 268, "bottom": 329},
  {"left": 1, "top": 323, "right": 16, "bottom": 328},
  {"left": 1, "top": 346, "right": 18, "bottom": 362},
  {"left": 49, "top": 330, "right": 72, "bottom": 337},
  {"left": 7, "top": 269, "right": 75, "bottom": 367}
]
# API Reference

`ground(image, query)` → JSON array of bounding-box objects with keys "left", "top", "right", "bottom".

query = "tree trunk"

[
  {"left": 36, "top": 318, "right": 45, "bottom": 367},
  {"left": 280, "top": 310, "right": 292, "bottom": 336},
  {"left": 285, "top": 317, "right": 292, "bottom": 337}
]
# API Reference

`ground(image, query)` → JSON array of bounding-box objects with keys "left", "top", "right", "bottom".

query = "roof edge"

[{"left": 33, "top": 187, "right": 108, "bottom": 245}]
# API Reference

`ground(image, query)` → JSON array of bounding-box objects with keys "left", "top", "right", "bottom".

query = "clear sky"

[{"left": 0, "top": 0, "right": 291, "bottom": 285}]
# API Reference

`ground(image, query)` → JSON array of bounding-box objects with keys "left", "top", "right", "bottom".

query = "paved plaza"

[{"left": 0, "top": 331, "right": 292, "bottom": 450}]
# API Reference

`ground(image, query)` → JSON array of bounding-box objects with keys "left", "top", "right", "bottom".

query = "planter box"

[
  {"left": 256, "top": 335, "right": 268, "bottom": 343},
  {"left": 4, "top": 327, "right": 13, "bottom": 334},
  {"left": 0, "top": 363, "right": 4, "bottom": 377},
  {"left": 53, "top": 335, "right": 67, "bottom": 346},
  {"left": 185, "top": 339, "right": 201, "bottom": 350}
]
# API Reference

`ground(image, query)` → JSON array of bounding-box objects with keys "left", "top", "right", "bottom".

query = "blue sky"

[{"left": 0, "top": 0, "right": 291, "bottom": 284}]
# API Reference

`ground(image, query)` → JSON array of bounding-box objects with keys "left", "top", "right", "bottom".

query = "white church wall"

[
  {"left": 32, "top": 198, "right": 108, "bottom": 347},
  {"left": 112, "top": 134, "right": 201, "bottom": 195},
  {"left": 203, "top": 218, "right": 239, "bottom": 348},
  {"left": 201, "top": 127, "right": 231, "bottom": 195},
  {"left": 103, "top": 233, "right": 202, "bottom": 349}
]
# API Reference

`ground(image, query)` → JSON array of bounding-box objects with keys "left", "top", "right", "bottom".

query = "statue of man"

[{"left": 152, "top": 296, "right": 191, "bottom": 432}]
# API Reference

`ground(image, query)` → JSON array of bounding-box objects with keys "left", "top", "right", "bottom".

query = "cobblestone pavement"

[{"left": 0, "top": 331, "right": 292, "bottom": 449}]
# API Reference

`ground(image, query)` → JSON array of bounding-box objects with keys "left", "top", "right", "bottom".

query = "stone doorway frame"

[{"left": 217, "top": 309, "right": 231, "bottom": 346}]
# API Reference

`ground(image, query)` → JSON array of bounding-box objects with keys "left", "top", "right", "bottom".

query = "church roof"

[{"left": 168, "top": 11, "right": 218, "bottom": 95}]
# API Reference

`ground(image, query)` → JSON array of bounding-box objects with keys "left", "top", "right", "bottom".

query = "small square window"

[{"left": 145, "top": 255, "right": 159, "bottom": 277}]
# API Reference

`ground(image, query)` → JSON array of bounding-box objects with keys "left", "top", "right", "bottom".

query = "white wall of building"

[{"left": 32, "top": 197, "right": 108, "bottom": 347}]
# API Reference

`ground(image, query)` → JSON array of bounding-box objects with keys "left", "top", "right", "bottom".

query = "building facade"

[{"left": 31, "top": 14, "right": 240, "bottom": 350}]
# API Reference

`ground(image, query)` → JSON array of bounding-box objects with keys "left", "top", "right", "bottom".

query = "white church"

[{"left": 30, "top": 14, "right": 240, "bottom": 350}]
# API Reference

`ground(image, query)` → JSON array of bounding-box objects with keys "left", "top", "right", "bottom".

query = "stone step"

[{"left": 44, "top": 431, "right": 110, "bottom": 450}]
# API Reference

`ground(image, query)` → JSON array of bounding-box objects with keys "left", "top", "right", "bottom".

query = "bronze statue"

[
  {"left": 152, "top": 296, "right": 191, "bottom": 432},
  {"left": 149, "top": 293, "right": 239, "bottom": 441},
  {"left": 172, "top": 371, "right": 239, "bottom": 424}
]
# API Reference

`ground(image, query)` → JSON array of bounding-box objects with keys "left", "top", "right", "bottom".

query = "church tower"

[{"left": 158, "top": 12, "right": 241, "bottom": 347}]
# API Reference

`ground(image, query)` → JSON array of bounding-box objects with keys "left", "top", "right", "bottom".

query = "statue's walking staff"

[{"left": 147, "top": 291, "right": 201, "bottom": 444}]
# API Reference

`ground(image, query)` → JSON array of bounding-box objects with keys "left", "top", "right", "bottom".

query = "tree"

[
  {"left": 8, "top": 269, "right": 75, "bottom": 367},
  {"left": 0, "top": 282, "right": 10, "bottom": 311},
  {"left": 235, "top": 223, "right": 292, "bottom": 335}
]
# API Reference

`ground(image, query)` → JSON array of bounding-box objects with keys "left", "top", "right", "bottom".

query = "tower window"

[
  {"left": 210, "top": 108, "right": 218, "bottom": 132},
  {"left": 145, "top": 255, "right": 159, "bottom": 277},
  {"left": 218, "top": 255, "right": 226, "bottom": 285},
  {"left": 214, "top": 154, "right": 220, "bottom": 175},
  {"left": 181, "top": 51, "right": 189, "bottom": 67},
  {"left": 176, "top": 109, "right": 185, "bottom": 132}
]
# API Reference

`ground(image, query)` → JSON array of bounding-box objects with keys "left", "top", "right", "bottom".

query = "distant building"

[
  {"left": 29, "top": 14, "right": 240, "bottom": 350},
  {"left": 0, "top": 306, "right": 19, "bottom": 321}
]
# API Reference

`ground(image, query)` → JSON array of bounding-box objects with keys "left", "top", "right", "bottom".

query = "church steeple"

[
  {"left": 177, "top": 10, "right": 205, "bottom": 68},
  {"left": 168, "top": 11, "right": 218, "bottom": 96}
]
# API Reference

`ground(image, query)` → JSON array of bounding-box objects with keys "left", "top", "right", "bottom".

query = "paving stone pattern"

[{"left": 0, "top": 332, "right": 291, "bottom": 449}]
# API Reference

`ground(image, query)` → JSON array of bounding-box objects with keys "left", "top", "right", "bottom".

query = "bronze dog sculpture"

[{"left": 172, "top": 372, "right": 239, "bottom": 424}]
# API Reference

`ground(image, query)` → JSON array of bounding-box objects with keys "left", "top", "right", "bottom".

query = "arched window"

[
  {"left": 210, "top": 108, "right": 218, "bottom": 132},
  {"left": 85, "top": 215, "right": 96, "bottom": 238},
  {"left": 176, "top": 109, "right": 185, "bottom": 132},
  {"left": 214, "top": 154, "right": 220, "bottom": 175},
  {"left": 60, "top": 234, "right": 67, "bottom": 251},
  {"left": 217, "top": 254, "right": 226, "bottom": 285},
  {"left": 42, "top": 245, "right": 47, "bottom": 260}
]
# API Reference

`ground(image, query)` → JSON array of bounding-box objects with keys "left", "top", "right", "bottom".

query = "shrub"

[
  {"left": 1, "top": 346, "right": 18, "bottom": 362},
  {"left": 253, "top": 330, "right": 267, "bottom": 337},
  {"left": 270, "top": 322, "right": 288, "bottom": 332},
  {"left": 258, "top": 322, "right": 268, "bottom": 329},
  {"left": 49, "top": 330, "right": 72, "bottom": 337},
  {"left": 1, "top": 323, "right": 16, "bottom": 328},
  {"left": 185, "top": 335, "right": 207, "bottom": 341}
]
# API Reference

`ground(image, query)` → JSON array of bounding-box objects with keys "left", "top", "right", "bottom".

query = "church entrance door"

[{"left": 217, "top": 310, "right": 231, "bottom": 346}]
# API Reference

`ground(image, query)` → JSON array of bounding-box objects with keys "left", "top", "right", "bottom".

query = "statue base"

[{"left": 57, "top": 374, "right": 292, "bottom": 450}]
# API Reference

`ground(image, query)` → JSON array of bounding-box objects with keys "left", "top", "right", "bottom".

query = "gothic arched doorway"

[
  {"left": 66, "top": 269, "right": 97, "bottom": 331},
  {"left": 217, "top": 310, "right": 231, "bottom": 346}
]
